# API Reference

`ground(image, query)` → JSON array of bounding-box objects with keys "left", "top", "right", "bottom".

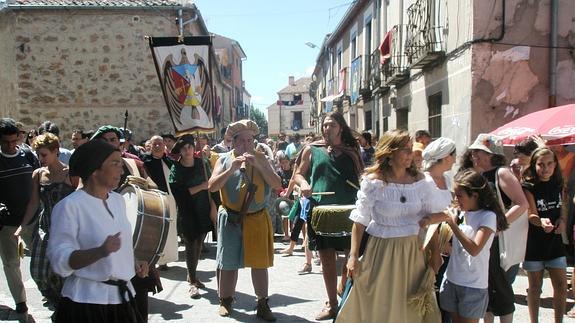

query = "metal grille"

[{"left": 428, "top": 92, "right": 442, "bottom": 138}]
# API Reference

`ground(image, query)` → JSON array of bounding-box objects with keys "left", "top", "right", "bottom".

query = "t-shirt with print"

[{"left": 445, "top": 209, "right": 496, "bottom": 289}]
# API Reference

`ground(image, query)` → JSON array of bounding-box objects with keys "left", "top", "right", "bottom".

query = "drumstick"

[
  {"left": 311, "top": 192, "right": 335, "bottom": 196},
  {"left": 346, "top": 180, "right": 359, "bottom": 190}
]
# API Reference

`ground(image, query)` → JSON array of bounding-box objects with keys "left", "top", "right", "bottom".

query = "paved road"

[{"left": 1, "top": 236, "right": 574, "bottom": 322}]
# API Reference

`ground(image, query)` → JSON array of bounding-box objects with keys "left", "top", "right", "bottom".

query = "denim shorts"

[
  {"left": 522, "top": 257, "right": 567, "bottom": 272},
  {"left": 439, "top": 279, "right": 489, "bottom": 319}
]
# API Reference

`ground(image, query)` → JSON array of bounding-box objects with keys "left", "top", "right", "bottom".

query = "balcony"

[
  {"left": 369, "top": 49, "right": 390, "bottom": 95},
  {"left": 383, "top": 25, "right": 410, "bottom": 86},
  {"left": 406, "top": 0, "right": 445, "bottom": 68}
]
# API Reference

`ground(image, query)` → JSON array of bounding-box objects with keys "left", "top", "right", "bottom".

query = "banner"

[
  {"left": 149, "top": 36, "right": 215, "bottom": 135},
  {"left": 350, "top": 57, "right": 361, "bottom": 105}
]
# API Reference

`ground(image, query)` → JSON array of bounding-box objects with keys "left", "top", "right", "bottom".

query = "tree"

[{"left": 250, "top": 104, "right": 268, "bottom": 135}]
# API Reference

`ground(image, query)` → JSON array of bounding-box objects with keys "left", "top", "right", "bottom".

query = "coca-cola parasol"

[{"left": 490, "top": 103, "right": 575, "bottom": 146}]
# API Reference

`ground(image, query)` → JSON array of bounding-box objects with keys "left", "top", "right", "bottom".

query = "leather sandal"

[
  {"left": 297, "top": 263, "right": 312, "bottom": 275},
  {"left": 314, "top": 301, "right": 337, "bottom": 321},
  {"left": 188, "top": 284, "right": 200, "bottom": 299}
]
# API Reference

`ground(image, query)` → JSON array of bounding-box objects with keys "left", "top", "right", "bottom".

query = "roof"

[
  {"left": 278, "top": 77, "right": 312, "bottom": 94},
  {"left": 212, "top": 33, "right": 247, "bottom": 59},
  {"left": 3, "top": 0, "right": 181, "bottom": 8}
]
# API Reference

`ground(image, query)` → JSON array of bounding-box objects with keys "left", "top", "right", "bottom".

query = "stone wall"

[{"left": 1, "top": 8, "right": 213, "bottom": 147}]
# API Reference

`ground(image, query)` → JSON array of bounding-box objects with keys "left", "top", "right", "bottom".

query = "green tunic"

[{"left": 307, "top": 146, "right": 359, "bottom": 250}]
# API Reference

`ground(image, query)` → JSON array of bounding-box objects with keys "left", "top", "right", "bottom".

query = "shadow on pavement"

[
  {"left": 148, "top": 297, "right": 192, "bottom": 320},
  {"left": 0, "top": 304, "right": 36, "bottom": 322}
]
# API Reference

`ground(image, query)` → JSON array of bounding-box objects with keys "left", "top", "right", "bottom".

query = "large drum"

[
  {"left": 120, "top": 183, "right": 170, "bottom": 266},
  {"left": 310, "top": 205, "right": 355, "bottom": 237}
]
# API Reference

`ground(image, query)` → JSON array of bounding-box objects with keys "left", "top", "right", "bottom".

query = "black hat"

[
  {"left": 69, "top": 140, "right": 119, "bottom": 182},
  {"left": 171, "top": 134, "right": 195, "bottom": 154}
]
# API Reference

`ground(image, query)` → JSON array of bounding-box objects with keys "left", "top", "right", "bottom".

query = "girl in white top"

[{"left": 439, "top": 169, "right": 508, "bottom": 323}]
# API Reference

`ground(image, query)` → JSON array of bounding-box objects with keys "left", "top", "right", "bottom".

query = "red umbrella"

[{"left": 490, "top": 103, "right": 575, "bottom": 146}]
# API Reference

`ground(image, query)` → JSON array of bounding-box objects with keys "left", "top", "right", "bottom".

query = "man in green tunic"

[{"left": 293, "top": 112, "right": 363, "bottom": 320}]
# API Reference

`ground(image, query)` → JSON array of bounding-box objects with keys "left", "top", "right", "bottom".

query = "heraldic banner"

[{"left": 149, "top": 36, "right": 215, "bottom": 135}]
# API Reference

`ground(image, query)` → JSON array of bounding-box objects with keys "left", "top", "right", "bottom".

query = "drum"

[
  {"left": 120, "top": 183, "right": 170, "bottom": 266},
  {"left": 310, "top": 205, "right": 355, "bottom": 237}
]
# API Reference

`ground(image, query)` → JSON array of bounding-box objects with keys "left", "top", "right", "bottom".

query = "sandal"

[
  {"left": 279, "top": 248, "right": 293, "bottom": 256},
  {"left": 297, "top": 263, "right": 312, "bottom": 275},
  {"left": 188, "top": 284, "right": 201, "bottom": 299},
  {"left": 314, "top": 301, "right": 337, "bottom": 321},
  {"left": 192, "top": 280, "right": 205, "bottom": 289}
]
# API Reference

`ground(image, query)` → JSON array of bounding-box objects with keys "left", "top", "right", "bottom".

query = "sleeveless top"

[
  {"left": 218, "top": 151, "right": 270, "bottom": 213},
  {"left": 39, "top": 181, "right": 75, "bottom": 232},
  {"left": 483, "top": 168, "right": 511, "bottom": 209},
  {"left": 309, "top": 146, "right": 359, "bottom": 205},
  {"left": 524, "top": 180, "right": 565, "bottom": 261}
]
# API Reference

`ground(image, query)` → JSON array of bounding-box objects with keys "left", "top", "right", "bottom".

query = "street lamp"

[{"left": 305, "top": 42, "right": 318, "bottom": 49}]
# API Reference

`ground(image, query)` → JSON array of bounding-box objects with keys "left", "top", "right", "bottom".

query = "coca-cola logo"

[
  {"left": 495, "top": 127, "right": 535, "bottom": 137},
  {"left": 547, "top": 125, "right": 575, "bottom": 136}
]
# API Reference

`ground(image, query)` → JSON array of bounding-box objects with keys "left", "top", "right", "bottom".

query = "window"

[
  {"left": 428, "top": 92, "right": 442, "bottom": 139},
  {"left": 364, "top": 110, "right": 372, "bottom": 130},
  {"left": 351, "top": 34, "right": 357, "bottom": 59},
  {"left": 396, "top": 108, "right": 408, "bottom": 130},
  {"left": 294, "top": 94, "right": 302, "bottom": 104},
  {"left": 364, "top": 20, "right": 372, "bottom": 55},
  {"left": 337, "top": 48, "right": 342, "bottom": 72},
  {"left": 292, "top": 111, "right": 303, "bottom": 131},
  {"left": 383, "top": 117, "right": 388, "bottom": 132}
]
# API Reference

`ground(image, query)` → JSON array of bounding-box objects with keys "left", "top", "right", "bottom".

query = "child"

[
  {"left": 439, "top": 169, "right": 508, "bottom": 323},
  {"left": 522, "top": 147, "right": 567, "bottom": 322}
]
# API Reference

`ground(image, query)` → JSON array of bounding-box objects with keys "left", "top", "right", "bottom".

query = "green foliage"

[{"left": 250, "top": 105, "right": 268, "bottom": 135}]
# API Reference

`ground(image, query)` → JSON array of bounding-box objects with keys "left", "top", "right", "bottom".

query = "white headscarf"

[{"left": 422, "top": 137, "right": 456, "bottom": 171}]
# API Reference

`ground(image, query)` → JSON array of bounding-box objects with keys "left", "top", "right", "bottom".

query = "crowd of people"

[{"left": 1, "top": 113, "right": 575, "bottom": 322}]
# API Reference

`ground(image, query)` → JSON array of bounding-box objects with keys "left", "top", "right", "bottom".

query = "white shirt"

[
  {"left": 445, "top": 209, "right": 496, "bottom": 289},
  {"left": 424, "top": 172, "right": 453, "bottom": 213},
  {"left": 48, "top": 190, "right": 136, "bottom": 305},
  {"left": 349, "top": 177, "right": 435, "bottom": 238}
]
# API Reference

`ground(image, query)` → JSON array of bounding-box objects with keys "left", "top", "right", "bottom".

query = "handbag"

[{"left": 495, "top": 169, "right": 528, "bottom": 271}]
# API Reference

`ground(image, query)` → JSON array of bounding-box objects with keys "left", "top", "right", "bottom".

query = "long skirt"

[
  {"left": 55, "top": 297, "right": 142, "bottom": 323},
  {"left": 336, "top": 235, "right": 441, "bottom": 323}
]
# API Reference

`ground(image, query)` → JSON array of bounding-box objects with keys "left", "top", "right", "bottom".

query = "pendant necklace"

[{"left": 394, "top": 183, "right": 407, "bottom": 203}]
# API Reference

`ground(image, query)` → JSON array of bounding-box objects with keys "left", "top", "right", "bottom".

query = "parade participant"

[
  {"left": 468, "top": 134, "right": 528, "bottom": 323},
  {"left": 141, "top": 136, "right": 178, "bottom": 271},
  {"left": 336, "top": 129, "right": 440, "bottom": 323},
  {"left": 38, "top": 121, "right": 72, "bottom": 165},
  {"left": 18, "top": 133, "right": 77, "bottom": 308},
  {"left": 208, "top": 120, "right": 281, "bottom": 321},
  {"left": 47, "top": 140, "right": 148, "bottom": 322},
  {"left": 421, "top": 137, "right": 456, "bottom": 323},
  {"left": 70, "top": 129, "right": 91, "bottom": 151},
  {"left": 358, "top": 131, "right": 375, "bottom": 166},
  {"left": 293, "top": 112, "right": 363, "bottom": 320},
  {"left": 92, "top": 125, "right": 159, "bottom": 320},
  {"left": 413, "top": 141, "right": 425, "bottom": 170},
  {"left": 275, "top": 151, "right": 294, "bottom": 244},
  {"left": 276, "top": 133, "right": 288, "bottom": 152},
  {"left": 0, "top": 118, "right": 39, "bottom": 314},
  {"left": 26, "top": 129, "right": 38, "bottom": 150},
  {"left": 197, "top": 133, "right": 219, "bottom": 168},
  {"left": 521, "top": 148, "right": 567, "bottom": 322},
  {"left": 439, "top": 169, "right": 507, "bottom": 323},
  {"left": 169, "top": 134, "right": 214, "bottom": 298},
  {"left": 212, "top": 127, "right": 232, "bottom": 154}
]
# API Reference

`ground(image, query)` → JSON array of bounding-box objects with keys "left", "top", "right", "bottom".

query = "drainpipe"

[
  {"left": 374, "top": 0, "right": 381, "bottom": 137},
  {"left": 178, "top": 8, "right": 198, "bottom": 38},
  {"left": 549, "top": 0, "right": 558, "bottom": 108}
]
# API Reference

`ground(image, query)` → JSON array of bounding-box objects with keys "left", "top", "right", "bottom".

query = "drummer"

[
  {"left": 47, "top": 140, "right": 148, "bottom": 322},
  {"left": 91, "top": 125, "right": 161, "bottom": 320},
  {"left": 208, "top": 120, "right": 282, "bottom": 321},
  {"left": 293, "top": 111, "right": 363, "bottom": 320}
]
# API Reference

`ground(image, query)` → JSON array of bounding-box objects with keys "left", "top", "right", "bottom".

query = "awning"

[{"left": 320, "top": 92, "right": 344, "bottom": 102}]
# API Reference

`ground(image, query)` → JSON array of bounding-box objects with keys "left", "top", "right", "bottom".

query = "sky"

[{"left": 193, "top": 0, "right": 353, "bottom": 116}]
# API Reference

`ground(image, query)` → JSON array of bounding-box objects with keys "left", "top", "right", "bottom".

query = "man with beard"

[{"left": 293, "top": 112, "right": 363, "bottom": 320}]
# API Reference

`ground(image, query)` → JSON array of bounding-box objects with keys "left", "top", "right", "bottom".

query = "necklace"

[{"left": 393, "top": 183, "right": 407, "bottom": 203}]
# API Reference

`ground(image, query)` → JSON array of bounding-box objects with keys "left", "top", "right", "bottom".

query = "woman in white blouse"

[
  {"left": 336, "top": 129, "right": 441, "bottom": 323},
  {"left": 47, "top": 140, "right": 148, "bottom": 323}
]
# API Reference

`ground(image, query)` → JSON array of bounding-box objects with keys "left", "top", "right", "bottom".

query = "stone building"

[
  {"left": 267, "top": 76, "right": 314, "bottom": 137},
  {"left": 0, "top": 0, "right": 247, "bottom": 146},
  {"left": 312, "top": 0, "right": 575, "bottom": 149}
]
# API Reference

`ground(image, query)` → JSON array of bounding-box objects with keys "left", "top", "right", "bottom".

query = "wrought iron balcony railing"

[
  {"left": 383, "top": 24, "right": 410, "bottom": 86},
  {"left": 406, "top": 0, "right": 445, "bottom": 68}
]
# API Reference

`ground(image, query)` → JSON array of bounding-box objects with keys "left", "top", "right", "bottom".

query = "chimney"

[{"left": 289, "top": 76, "right": 295, "bottom": 86}]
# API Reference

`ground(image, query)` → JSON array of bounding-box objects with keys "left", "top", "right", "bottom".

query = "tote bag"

[{"left": 495, "top": 169, "right": 529, "bottom": 271}]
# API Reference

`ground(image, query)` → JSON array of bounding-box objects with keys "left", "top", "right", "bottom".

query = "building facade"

[
  {"left": 0, "top": 0, "right": 248, "bottom": 145},
  {"left": 267, "top": 76, "right": 314, "bottom": 137},
  {"left": 312, "top": 0, "right": 575, "bottom": 150}
]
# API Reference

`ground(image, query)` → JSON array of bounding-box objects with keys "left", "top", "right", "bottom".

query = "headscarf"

[
  {"left": 91, "top": 125, "right": 123, "bottom": 142},
  {"left": 422, "top": 137, "right": 456, "bottom": 171},
  {"left": 69, "top": 140, "right": 119, "bottom": 181}
]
